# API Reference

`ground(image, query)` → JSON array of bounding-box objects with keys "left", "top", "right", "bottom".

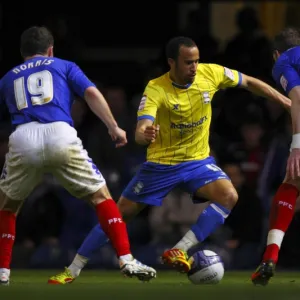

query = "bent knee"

[
  {"left": 218, "top": 188, "right": 238, "bottom": 210},
  {"left": 85, "top": 184, "right": 112, "bottom": 206},
  {"left": 284, "top": 177, "right": 300, "bottom": 191},
  {"left": 117, "top": 197, "right": 145, "bottom": 223},
  {"left": 2, "top": 200, "right": 23, "bottom": 214},
  {"left": 117, "top": 200, "right": 133, "bottom": 223},
  {"left": 0, "top": 189, "right": 22, "bottom": 213}
]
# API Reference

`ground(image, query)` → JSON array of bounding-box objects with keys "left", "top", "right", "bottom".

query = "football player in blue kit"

[
  {"left": 0, "top": 26, "right": 156, "bottom": 285},
  {"left": 252, "top": 27, "right": 300, "bottom": 286}
]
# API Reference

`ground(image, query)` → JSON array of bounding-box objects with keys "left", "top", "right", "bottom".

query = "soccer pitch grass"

[{"left": 2, "top": 270, "right": 300, "bottom": 300}]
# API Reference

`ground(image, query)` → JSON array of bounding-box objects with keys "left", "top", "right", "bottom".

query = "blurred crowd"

[{"left": 1, "top": 6, "right": 299, "bottom": 271}]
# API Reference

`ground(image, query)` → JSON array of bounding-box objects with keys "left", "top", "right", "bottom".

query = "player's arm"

[
  {"left": 289, "top": 86, "right": 300, "bottom": 136},
  {"left": 84, "top": 87, "right": 117, "bottom": 130},
  {"left": 84, "top": 87, "right": 127, "bottom": 147},
  {"left": 284, "top": 85, "right": 300, "bottom": 179},
  {"left": 213, "top": 64, "right": 291, "bottom": 110},
  {"left": 277, "top": 66, "right": 300, "bottom": 145},
  {"left": 68, "top": 63, "right": 126, "bottom": 147},
  {"left": 135, "top": 86, "right": 160, "bottom": 145},
  {"left": 288, "top": 86, "right": 300, "bottom": 179},
  {"left": 239, "top": 74, "right": 291, "bottom": 110},
  {"left": 273, "top": 64, "right": 300, "bottom": 179}
]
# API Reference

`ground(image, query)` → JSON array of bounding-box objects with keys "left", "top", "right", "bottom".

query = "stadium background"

[{"left": 0, "top": 1, "right": 299, "bottom": 272}]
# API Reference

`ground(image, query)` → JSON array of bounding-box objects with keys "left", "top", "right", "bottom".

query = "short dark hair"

[
  {"left": 273, "top": 27, "right": 300, "bottom": 53},
  {"left": 165, "top": 36, "right": 197, "bottom": 60},
  {"left": 20, "top": 26, "right": 54, "bottom": 58}
]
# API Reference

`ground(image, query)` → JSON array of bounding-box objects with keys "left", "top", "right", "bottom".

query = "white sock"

[
  {"left": 68, "top": 254, "right": 89, "bottom": 277},
  {"left": 173, "top": 230, "right": 199, "bottom": 252},
  {"left": 0, "top": 268, "right": 10, "bottom": 276},
  {"left": 267, "top": 229, "right": 285, "bottom": 248},
  {"left": 119, "top": 254, "right": 133, "bottom": 262}
]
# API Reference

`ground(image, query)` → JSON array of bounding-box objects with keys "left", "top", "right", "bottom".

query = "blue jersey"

[
  {"left": 0, "top": 56, "right": 95, "bottom": 127},
  {"left": 272, "top": 46, "right": 300, "bottom": 94}
]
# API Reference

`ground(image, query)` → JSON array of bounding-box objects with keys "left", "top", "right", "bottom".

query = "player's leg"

[
  {"left": 66, "top": 196, "right": 146, "bottom": 278},
  {"left": 0, "top": 192, "right": 22, "bottom": 286},
  {"left": 84, "top": 188, "right": 157, "bottom": 280},
  {"left": 48, "top": 192, "right": 150, "bottom": 284},
  {"left": 0, "top": 151, "right": 42, "bottom": 285},
  {"left": 176, "top": 180, "right": 235, "bottom": 249},
  {"left": 52, "top": 172, "right": 157, "bottom": 281},
  {"left": 50, "top": 153, "right": 172, "bottom": 282},
  {"left": 69, "top": 224, "right": 109, "bottom": 277},
  {"left": 162, "top": 158, "right": 237, "bottom": 272},
  {"left": 43, "top": 123, "right": 144, "bottom": 279},
  {"left": 162, "top": 180, "right": 235, "bottom": 272},
  {"left": 49, "top": 161, "right": 179, "bottom": 283},
  {"left": 251, "top": 176, "right": 299, "bottom": 286}
]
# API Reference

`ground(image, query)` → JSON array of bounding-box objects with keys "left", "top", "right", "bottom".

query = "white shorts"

[{"left": 0, "top": 122, "right": 106, "bottom": 200}]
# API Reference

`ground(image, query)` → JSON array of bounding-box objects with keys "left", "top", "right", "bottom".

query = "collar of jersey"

[{"left": 171, "top": 81, "right": 192, "bottom": 89}]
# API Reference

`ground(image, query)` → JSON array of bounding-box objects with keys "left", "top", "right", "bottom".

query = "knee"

[
  {"left": 0, "top": 190, "right": 22, "bottom": 214},
  {"left": 85, "top": 185, "right": 113, "bottom": 206},
  {"left": 2, "top": 200, "right": 22, "bottom": 214},
  {"left": 218, "top": 188, "right": 238, "bottom": 210},
  {"left": 117, "top": 197, "right": 142, "bottom": 223},
  {"left": 117, "top": 201, "right": 132, "bottom": 223},
  {"left": 284, "top": 178, "right": 300, "bottom": 191}
]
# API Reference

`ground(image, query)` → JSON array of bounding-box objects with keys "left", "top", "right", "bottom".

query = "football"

[{"left": 187, "top": 250, "right": 224, "bottom": 284}]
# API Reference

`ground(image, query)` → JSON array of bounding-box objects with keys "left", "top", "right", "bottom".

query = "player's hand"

[
  {"left": 286, "top": 148, "right": 300, "bottom": 180},
  {"left": 144, "top": 125, "right": 160, "bottom": 144},
  {"left": 108, "top": 126, "right": 127, "bottom": 148}
]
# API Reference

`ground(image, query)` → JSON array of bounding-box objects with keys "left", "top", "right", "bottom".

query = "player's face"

[{"left": 176, "top": 46, "right": 199, "bottom": 84}]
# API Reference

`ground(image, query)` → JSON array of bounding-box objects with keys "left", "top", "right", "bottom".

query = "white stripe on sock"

[
  {"left": 267, "top": 229, "right": 285, "bottom": 248},
  {"left": 210, "top": 203, "right": 229, "bottom": 218}
]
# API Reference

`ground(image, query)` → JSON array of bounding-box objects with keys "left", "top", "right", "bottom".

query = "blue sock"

[
  {"left": 191, "top": 203, "right": 231, "bottom": 242},
  {"left": 77, "top": 224, "right": 109, "bottom": 258}
]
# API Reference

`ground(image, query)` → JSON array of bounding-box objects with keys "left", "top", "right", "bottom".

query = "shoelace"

[
  {"left": 53, "top": 270, "right": 71, "bottom": 280},
  {"left": 135, "top": 260, "right": 152, "bottom": 269}
]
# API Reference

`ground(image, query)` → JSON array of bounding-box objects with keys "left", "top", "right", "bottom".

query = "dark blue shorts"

[{"left": 122, "top": 156, "right": 229, "bottom": 206}]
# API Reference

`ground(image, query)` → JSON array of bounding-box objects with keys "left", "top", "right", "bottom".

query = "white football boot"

[
  {"left": 120, "top": 257, "right": 156, "bottom": 282},
  {"left": 0, "top": 271, "right": 9, "bottom": 286}
]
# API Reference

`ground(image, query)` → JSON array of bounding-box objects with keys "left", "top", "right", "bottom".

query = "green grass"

[{"left": 2, "top": 270, "right": 300, "bottom": 300}]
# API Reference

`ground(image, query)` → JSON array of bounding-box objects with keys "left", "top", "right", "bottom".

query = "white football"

[{"left": 187, "top": 250, "right": 224, "bottom": 284}]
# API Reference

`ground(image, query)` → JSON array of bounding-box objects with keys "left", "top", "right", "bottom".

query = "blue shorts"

[{"left": 122, "top": 157, "right": 230, "bottom": 206}]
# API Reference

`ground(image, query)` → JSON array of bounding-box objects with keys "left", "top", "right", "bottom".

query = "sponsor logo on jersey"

[{"left": 170, "top": 116, "right": 208, "bottom": 129}]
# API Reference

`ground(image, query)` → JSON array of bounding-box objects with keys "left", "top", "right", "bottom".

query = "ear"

[
  {"left": 167, "top": 57, "right": 174, "bottom": 67},
  {"left": 273, "top": 50, "right": 280, "bottom": 61},
  {"left": 47, "top": 46, "right": 54, "bottom": 57}
]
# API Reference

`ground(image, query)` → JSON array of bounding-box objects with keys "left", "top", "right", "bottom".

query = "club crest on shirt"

[
  {"left": 138, "top": 95, "right": 147, "bottom": 111},
  {"left": 203, "top": 92, "right": 211, "bottom": 104},
  {"left": 280, "top": 75, "right": 288, "bottom": 91},
  {"left": 133, "top": 181, "right": 144, "bottom": 194}
]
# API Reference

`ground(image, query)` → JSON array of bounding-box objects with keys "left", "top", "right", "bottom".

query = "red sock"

[
  {"left": 95, "top": 199, "right": 131, "bottom": 257},
  {"left": 0, "top": 211, "right": 16, "bottom": 269},
  {"left": 263, "top": 183, "right": 299, "bottom": 263}
]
